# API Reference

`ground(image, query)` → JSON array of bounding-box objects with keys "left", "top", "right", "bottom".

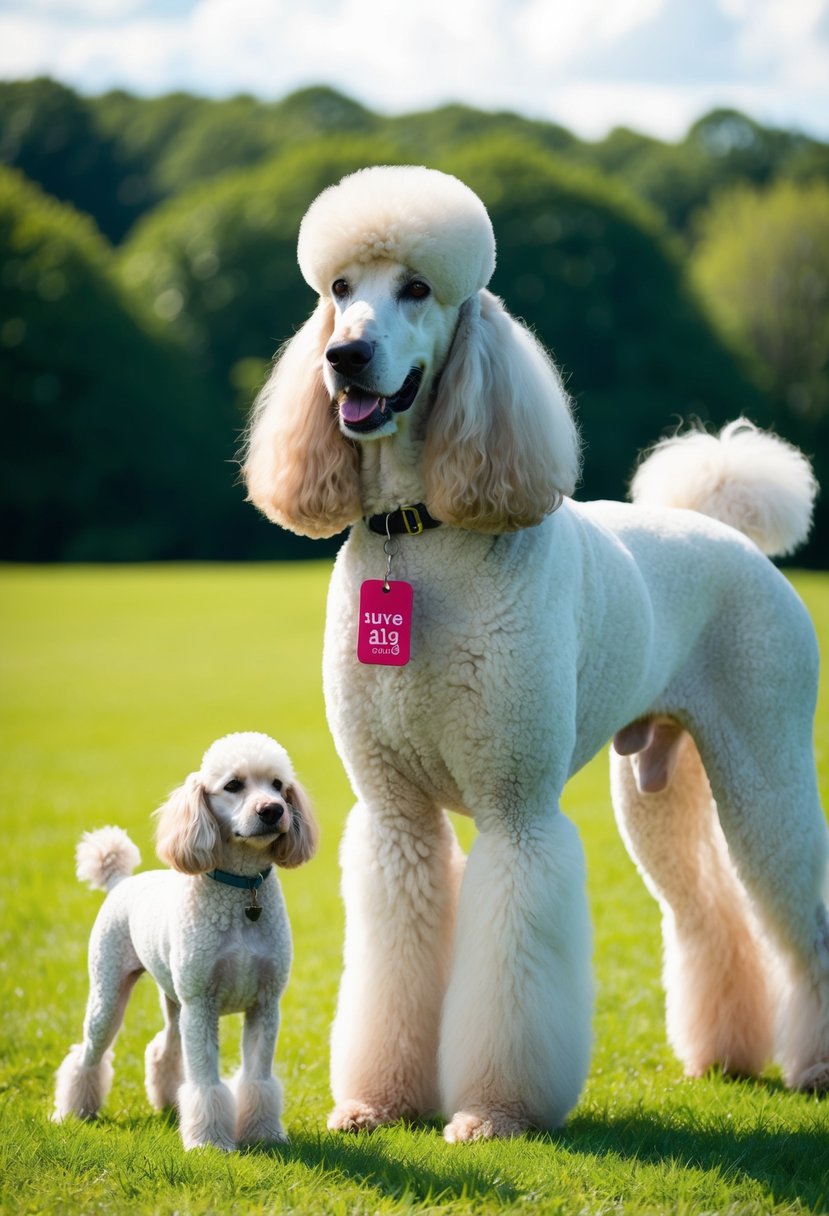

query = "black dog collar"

[{"left": 365, "top": 504, "right": 442, "bottom": 537}]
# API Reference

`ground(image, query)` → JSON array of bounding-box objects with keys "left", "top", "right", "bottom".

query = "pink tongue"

[{"left": 340, "top": 389, "right": 383, "bottom": 423}]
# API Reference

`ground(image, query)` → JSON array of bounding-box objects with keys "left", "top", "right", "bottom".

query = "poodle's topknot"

[{"left": 297, "top": 166, "right": 496, "bottom": 306}]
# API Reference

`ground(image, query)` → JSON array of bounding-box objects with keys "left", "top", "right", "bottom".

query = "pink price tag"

[{"left": 357, "top": 580, "right": 413, "bottom": 666}]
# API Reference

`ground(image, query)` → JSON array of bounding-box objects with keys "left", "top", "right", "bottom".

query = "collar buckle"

[{"left": 400, "top": 506, "right": 425, "bottom": 535}]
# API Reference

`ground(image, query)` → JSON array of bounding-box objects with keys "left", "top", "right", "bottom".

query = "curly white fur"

[
  {"left": 631, "top": 418, "right": 819, "bottom": 556},
  {"left": 298, "top": 166, "right": 496, "bottom": 306},
  {"left": 75, "top": 825, "right": 141, "bottom": 892},
  {"left": 245, "top": 165, "right": 829, "bottom": 1141},
  {"left": 53, "top": 732, "right": 318, "bottom": 1151}
]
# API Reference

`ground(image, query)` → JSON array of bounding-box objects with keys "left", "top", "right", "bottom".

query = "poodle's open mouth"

[{"left": 337, "top": 368, "right": 422, "bottom": 434}]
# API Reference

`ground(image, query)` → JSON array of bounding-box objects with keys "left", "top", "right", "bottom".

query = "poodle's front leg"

[
  {"left": 234, "top": 1001, "right": 287, "bottom": 1145},
  {"left": 440, "top": 808, "right": 592, "bottom": 1141},
  {"left": 328, "top": 799, "right": 464, "bottom": 1132},
  {"left": 177, "top": 998, "right": 235, "bottom": 1151}
]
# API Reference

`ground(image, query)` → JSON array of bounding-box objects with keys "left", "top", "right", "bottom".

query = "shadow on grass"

[
  {"left": 248, "top": 1125, "right": 520, "bottom": 1206},
  {"left": 242, "top": 1103, "right": 829, "bottom": 1212},
  {"left": 112, "top": 1094, "right": 826, "bottom": 1211},
  {"left": 560, "top": 1108, "right": 828, "bottom": 1211}
]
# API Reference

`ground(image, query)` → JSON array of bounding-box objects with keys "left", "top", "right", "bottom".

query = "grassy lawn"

[{"left": 1, "top": 562, "right": 827, "bottom": 1215}]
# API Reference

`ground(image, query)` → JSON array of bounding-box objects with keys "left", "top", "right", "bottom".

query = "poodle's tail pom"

[
  {"left": 631, "top": 419, "right": 818, "bottom": 557},
  {"left": 75, "top": 826, "right": 140, "bottom": 893}
]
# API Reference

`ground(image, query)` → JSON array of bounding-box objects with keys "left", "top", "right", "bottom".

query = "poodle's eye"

[
  {"left": 223, "top": 778, "right": 244, "bottom": 793},
  {"left": 400, "top": 279, "right": 431, "bottom": 302},
  {"left": 331, "top": 279, "right": 350, "bottom": 300},
  {"left": 272, "top": 778, "right": 283, "bottom": 792}
]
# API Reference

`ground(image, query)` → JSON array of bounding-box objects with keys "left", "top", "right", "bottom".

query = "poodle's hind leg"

[
  {"left": 233, "top": 1000, "right": 287, "bottom": 1145},
  {"left": 610, "top": 728, "right": 775, "bottom": 1080},
  {"left": 53, "top": 949, "right": 144, "bottom": 1121},
  {"left": 697, "top": 726, "right": 829, "bottom": 1093},
  {"left": 145, "top": 990, "right": 183, "bottom": 1111},
  {"left": 328, "top": 798, "right": 465, "bottom": 1133},
  {"left": 440, "top": 808, "right": 592, "bottom": 1142}
]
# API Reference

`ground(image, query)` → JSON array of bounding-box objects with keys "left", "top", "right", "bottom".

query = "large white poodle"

[
  {"left": 53, "top": 732, "right": 318, "bottom": 1150},
  {"left": 244, "top": 166, "right": 829, "bottom": 1141}
]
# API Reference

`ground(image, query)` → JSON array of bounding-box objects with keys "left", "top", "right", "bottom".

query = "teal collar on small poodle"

[{"left": 207, "top": 867, "right": 272, "bottom": 921}]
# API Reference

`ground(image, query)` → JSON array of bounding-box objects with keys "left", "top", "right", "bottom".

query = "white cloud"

[
  {"left": 18, "top": 0, "right": 146, "bottom": 15},
  {"left": 514, "top": 0, "right": 664, "bottom": 66},
  {"left": 721, "top": 0, "right": 829, "bottom": 86},
  {"left": 0, "top": 14, "right": 68, "bottom": 77},
  {"left": 539, "top": 81, "right": 707, "bottom": 141},
  {"left": 0, "top": 0, "right": 827, "bottom": 140}
]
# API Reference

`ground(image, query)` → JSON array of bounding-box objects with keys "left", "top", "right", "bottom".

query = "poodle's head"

[
  {"left": 244, "top": 166, "right": 579, "bottom": 536},
  {"left": 155, "top": 732, "right": 318, "bottom": 874},
  {"left": 299, "top": 166, "right": 494, "bottom": 444}
]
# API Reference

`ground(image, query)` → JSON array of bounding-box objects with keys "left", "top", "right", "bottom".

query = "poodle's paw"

[
  {"left": 682, "top": 1047, "right": 766, "bottom": 1081},
  {"left": 792, "top": 1061, "right": 829, "bottom": 1093},
  {"left": 178, "top": 1081, "right": 236, "bottom": 1152},
  {"left": 444, "top": 1108, "right": 530, "bottom": 1143},
  {"left": 182, "top": 1129, "right": 236, "bottom": 1152},
  {"left": 327, "top": 1099, "right": 400, "bottom": 1133},
  {"left": 237, "top": 1117, "right": 289, "bottom": 1146},
  {"left": 52, "top": 1044, "right": 114, "bottom": 1122},
  {"left": 235, "top": 1077, "right": 288, "bottom": 1145}
]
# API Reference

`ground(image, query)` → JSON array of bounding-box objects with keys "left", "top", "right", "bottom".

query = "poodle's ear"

[
  {"left": 270, "top": 780, "right": 319, "bottom": 869},
  {"left": 244, "top": 297, "right": 362, "bottom": 538},
  {"left": 423, "top": 290, "right": 581, "bottom": 531},
  {"left": 154, "top": 773, "right": 222, "bottom": 874}
]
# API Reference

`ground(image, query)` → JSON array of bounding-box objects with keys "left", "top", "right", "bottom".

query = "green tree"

[
  {"left": 0, "top": 78, "right": 138, "bottom": 241},
  {"left": 592, "top": 109, "right": 827, "bottom": 234},
  {"left": 93, "top": 85, "right": 380, "bottom": 201},
  {"left": 692, "top": 179, "right": 829, "bottom": 562},
  {"left": 5, "top": 80, "right": 829, "bottom": 248},
  {"left": 692, "top": 179, "right": 829, "bottom": 421},
  {"left": 0, "top": 167, "right": 251, "bottom": 560}
]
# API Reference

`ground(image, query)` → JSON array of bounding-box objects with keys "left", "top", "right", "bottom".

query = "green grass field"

[{"left": 1, "top": 563, "right": 827, "bottom": 1215}]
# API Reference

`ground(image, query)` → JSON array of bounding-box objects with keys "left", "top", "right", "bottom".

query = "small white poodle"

[
  {"left": 53, "top": 732, "right": 318, "bottom": 1151},
  {"left": 244, "top": 165, "right": 829, "bottom": 1141}
]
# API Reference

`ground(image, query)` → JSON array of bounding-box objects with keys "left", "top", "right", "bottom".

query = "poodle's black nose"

[
  {"left": 257, "top": 802, "right": 286, "bottom": 827},
  {"left": 326, "top": 339, "right": 373, "bottom": 376}
]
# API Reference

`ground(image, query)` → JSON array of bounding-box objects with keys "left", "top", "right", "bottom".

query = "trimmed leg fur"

[
  {"left": 440, "top": 811, "right": 593, "bottom": 1141},
  {"left": 53, "top": 1044, "right": 114, "bottom": 1121},
  {"left": 329, "top": 800, "right": 464, "bottom": 1131},
  {"left": 775, "top": 908, "right": 829, "bottom": 1092},
  {"left": 611, "top": 738, "right": 775, "bottom": 1079},
  {"left": 233, "top": 1075, "right": 287, "bottom": 1145},
  {"left": 177, "top": 1081, "right": 236, "bottom": 1152},
  {"left": 145, "top": 1028, "right": 184, "bottom": 1111}
]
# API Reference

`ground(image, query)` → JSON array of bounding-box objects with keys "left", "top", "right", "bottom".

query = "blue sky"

[{"left": 1, "top": 0, "right": 827, "bottom": 141}]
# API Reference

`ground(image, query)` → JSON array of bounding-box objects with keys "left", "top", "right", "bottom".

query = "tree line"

[{"left": 2, "top": 78, "right": 827, "bottom": 564}]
